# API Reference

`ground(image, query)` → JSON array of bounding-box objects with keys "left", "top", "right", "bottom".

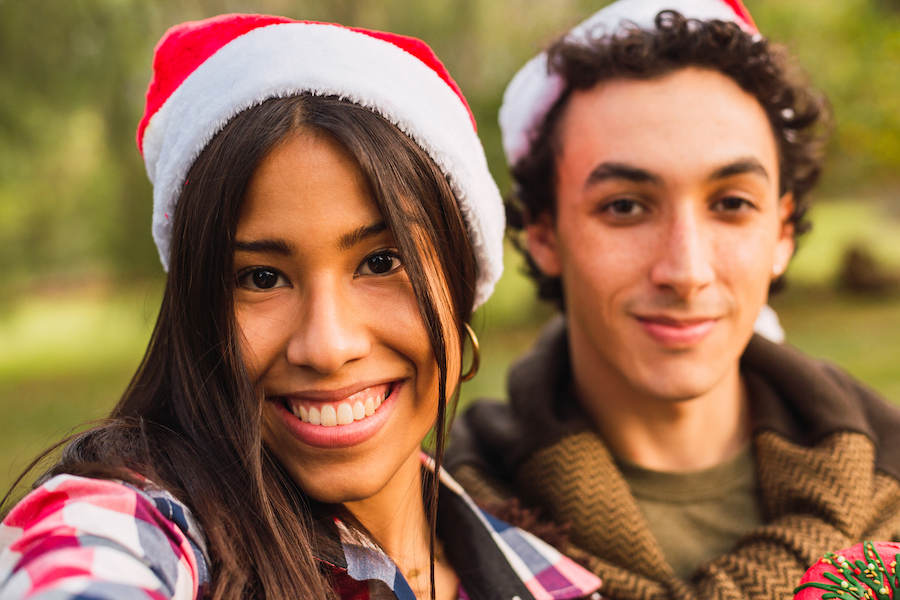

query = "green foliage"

[
  {"left": 4, "top": 0, "right": 900, "bottom": 286},
  {"left": 3, "top": 0, "right": 900, "bottom": 491},
  {"left": 750, "top": 0, "right": 900, "bottom": 194}
]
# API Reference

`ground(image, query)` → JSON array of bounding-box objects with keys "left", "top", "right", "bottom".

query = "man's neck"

[{"left": 571, "top": 346, "right": 751, "bottom": 473}]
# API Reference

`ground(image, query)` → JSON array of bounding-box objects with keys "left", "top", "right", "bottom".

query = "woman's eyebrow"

[
  {"left": 339, "top": 221, "right": 387, "bottom": 250},
  {"left": 233, "top": 239, "right": 296, "bottom": 255}
]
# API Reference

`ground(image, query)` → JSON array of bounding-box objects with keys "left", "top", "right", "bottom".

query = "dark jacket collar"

[{"left": 447, "top": 314, "right": 900, "bottom": 482}]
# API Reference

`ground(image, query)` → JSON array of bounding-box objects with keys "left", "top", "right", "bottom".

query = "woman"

[{"left": 0, "top": 14, "right": 601, "bottom": 600}]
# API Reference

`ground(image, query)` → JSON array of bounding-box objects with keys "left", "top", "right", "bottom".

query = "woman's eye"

[
  {"left": 602, "top": 198, "right": 645, "bottom": 217},
  {"left": 238, "top": 267, "right": 288, "bottom": 290},
  {"left": 357, "top": 250, "right": 403, "bottom": 276}
]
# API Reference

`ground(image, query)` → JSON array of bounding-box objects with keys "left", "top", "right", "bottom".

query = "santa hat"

[
  {"left": 794, "top": 541, "right": 900, "bottom": 599},
  {"left": 498, "top": 0, "right": 759, "bottom": 166},
  {"left": 138, "top": 14, "right": 504, "bottom": 309}
]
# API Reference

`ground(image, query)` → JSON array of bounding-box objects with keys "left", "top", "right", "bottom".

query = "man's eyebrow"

[
  {"left": 709, "top": 159, "right": 770, "bottom": 182},
  {"left": 233, "top": 239, "right": 296, "bottom": 256},
  {"left": 585, "top": 162, "right": 661, "bottom": 190},
  {"left": 339, "top": 221, "right": 388, "bottom": 251}
]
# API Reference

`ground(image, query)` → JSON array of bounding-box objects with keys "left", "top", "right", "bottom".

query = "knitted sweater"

[{"left": 446, "top": 316, "right": 900, "bottom": 600}]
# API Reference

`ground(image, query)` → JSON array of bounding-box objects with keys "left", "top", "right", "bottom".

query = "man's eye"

[
  {"left": 357, "top": 250, "right": 403, "bottom": 276},
  {"left": 714, "top": 196, "right": 754, "bottom": 212},
  {"left": 604, "top": 198, "right": 645, "bottom": 217},
  {"left": 237, "top": 268, "right": 288, "bottom": 290}
]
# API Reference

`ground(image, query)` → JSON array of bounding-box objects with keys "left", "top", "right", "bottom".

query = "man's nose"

[
  {"left": 285, "top": 283, "right": 371, "bottom": 374},
  {"left": 649, "top": 208, "right": 715, "bottom": 299}
]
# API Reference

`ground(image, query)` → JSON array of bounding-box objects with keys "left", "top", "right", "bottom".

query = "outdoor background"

[{"left": 2, "top": 0, "right": 900, "bottom": 492}]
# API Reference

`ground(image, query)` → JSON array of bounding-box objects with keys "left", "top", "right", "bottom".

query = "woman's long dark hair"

[{"left": 4, "top": 95, "right": 477, "bottom": 600}]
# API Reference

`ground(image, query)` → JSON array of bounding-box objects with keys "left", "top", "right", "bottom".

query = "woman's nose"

[{"left": 285, "top": 284, "right": 371, "bottom": 374}]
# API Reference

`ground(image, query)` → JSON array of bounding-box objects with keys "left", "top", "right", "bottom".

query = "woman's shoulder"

[
  {"left": 1, "top": 473, "right": 208, "bottom": 599},
  {"left": 437, "top": 465, "right": 602, "bottom": 600}
]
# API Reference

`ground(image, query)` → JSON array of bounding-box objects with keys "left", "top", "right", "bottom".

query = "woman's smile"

[
  {"left": 266, "top": 381, "right": 407, "bottom": 450},
  {"left": 282, "top": 382, "right": 393, "bottom": 426},
  {"left": 235, "top": 130, "right": 444, "bottom": 503}
]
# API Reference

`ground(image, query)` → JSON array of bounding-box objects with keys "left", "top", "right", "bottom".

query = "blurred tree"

[
  {"left": 749, "top": 0, "right": 900, "bottom": 196},
  {"left": 2, "top": 0, "right": 900, "bottom": 294}
]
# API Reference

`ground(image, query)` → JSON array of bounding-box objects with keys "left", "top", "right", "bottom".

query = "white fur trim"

[
  {"left": 142, "top": 23, "right": 504, "bottom": 309},
  {"left": 753, "top": 304, "right": 785, "bottom": 343},
  {"left": 499, "top": 0, "right": 757, "bottom": 166}
]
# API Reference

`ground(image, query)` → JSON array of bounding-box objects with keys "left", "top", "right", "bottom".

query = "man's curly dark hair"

[{"left": 507, "top": 10, "right": 831, "bottom": 305}]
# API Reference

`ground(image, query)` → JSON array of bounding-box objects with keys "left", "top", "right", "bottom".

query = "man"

[{"left": 446, "top": 1, "right": 900, "bottom": 598}]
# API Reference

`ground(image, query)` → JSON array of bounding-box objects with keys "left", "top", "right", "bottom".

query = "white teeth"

[
  {"left": 336, "top": 403, "right": 354, "bottom": 425},
  {"left": 352, "top": 401, "right": 366, "bottom": 421},
  {"left": 320, "top": 405, "right": 337, "bottom": 427},
  {"left": 291, "top": 386, "right": 392, "bottom": 426}
]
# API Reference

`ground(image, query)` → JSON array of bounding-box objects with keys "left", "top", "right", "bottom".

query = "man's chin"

[{"left": 627, "top": 361, "right": 734, "bottom": 404}]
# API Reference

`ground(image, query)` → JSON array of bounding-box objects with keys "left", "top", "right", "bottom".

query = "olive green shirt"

[{"left": 615, "top": 446, "right": 763, "bottom": 580}]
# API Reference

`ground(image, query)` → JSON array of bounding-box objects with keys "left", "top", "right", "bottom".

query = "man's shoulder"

[
  {"left": 744, "top": 334, "right": 900, "bottom": 478},
  {"left": 445, "top": 397, "right": 519, "bottom": 479},
  {"left": 447, "top": 316, "right": 589, "bottom": 482}
]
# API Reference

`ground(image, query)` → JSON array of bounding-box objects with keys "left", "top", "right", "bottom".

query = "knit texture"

[{"left": 448, "top": 317, "right": 900, "bottom": 600}]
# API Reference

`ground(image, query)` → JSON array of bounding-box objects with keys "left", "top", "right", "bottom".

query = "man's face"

[{"left": 527, "top": 67, "right": 795, "bottom": 402}]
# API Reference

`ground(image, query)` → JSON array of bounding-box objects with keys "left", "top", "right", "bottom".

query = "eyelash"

[
  {"left": 356, "top": 248, "right": 404, "bottom": 277},
  {"left": 236, "top": 267, "right": 289, "bottom": 291},
  {"left": 594, "top": 197, "right": 648, "bottom": 220},
  {"left": 713, "top": 196, "right": 756, "bottom": 212},
  {"left": 236, "top": 248, "right": 404, "bottom": 291}
]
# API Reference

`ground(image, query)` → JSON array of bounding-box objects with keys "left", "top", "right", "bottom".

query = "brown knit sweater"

[{"left": 446, "top": 317, "right": 900, "bottom": 600}]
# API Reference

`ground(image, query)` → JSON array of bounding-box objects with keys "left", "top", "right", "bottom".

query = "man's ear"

[
  {"left": 525, "top": 212, "right": 563, "bottom": 277},
  {"left": 773, "top": 192, "right": 795, "bottom": 278}
]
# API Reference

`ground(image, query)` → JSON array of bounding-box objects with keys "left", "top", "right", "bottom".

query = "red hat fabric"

[
  {"left": 498, "top": 0, "right": 759, "bottom": 166},
  {"left": 794, "top": 541, "right": 900, "bottom": 599},
  {"left": 138, "top": 14, "right": 503, "bottom": 309}
]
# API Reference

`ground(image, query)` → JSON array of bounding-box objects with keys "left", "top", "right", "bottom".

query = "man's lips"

[{"left": 635, "top": 314, "right": 719, "bottom": 345}]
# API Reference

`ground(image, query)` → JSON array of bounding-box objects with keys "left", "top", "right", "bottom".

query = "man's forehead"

[
  {"left": 555, "top": 67, "right": 779, "bottom": 183},
  {"left": 560, "top": 67, "right": 769, "bottom": 132}
]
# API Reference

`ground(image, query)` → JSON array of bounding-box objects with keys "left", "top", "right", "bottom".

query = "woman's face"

[{"left": 234, "top": 130, "right": 453, "bottom": 503}]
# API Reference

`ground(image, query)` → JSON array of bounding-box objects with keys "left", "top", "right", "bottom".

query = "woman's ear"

[
  {"left": 773, "top": 192, "right": 795, "bottom": 278},
  {"left": 525, "top": 212, "right": 563, "bottom": 277}
]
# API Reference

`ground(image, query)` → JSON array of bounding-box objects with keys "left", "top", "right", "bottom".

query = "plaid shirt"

[{"left": 1, "top": 466, "right": 600, "bottom": 600}]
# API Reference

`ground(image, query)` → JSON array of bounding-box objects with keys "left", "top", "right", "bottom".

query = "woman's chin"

[{"left": 289, "top": 467, "right": 390, "bottom": 505}]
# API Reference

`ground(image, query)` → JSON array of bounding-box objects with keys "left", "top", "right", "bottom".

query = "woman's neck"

[
  {"left": 343, "top": 452, "right": 459, "bottom": 599},
  {"left": 344, "top": 452, "right": 431, "bottom": 564}
]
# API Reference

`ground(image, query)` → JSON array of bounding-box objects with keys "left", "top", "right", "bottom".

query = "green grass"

[
  {"left": 789, "top": 199, "right": 900, "bottom": 284},
  {"left": 2, "top": 198, "right": 900, "bottom": 494},
  {"left": 773, "top": 290, "right": 900, "bottom": 402},
  {"left": 0, "top": 281, "right": 163, "bottom": 493}
]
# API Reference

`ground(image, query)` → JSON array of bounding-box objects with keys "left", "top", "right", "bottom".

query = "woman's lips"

[
  {"left": 270, "top": 382, "right": 399, "bottom": 449},
  {"left": 287, "top": 384, "right": 389, "bottom": 426},
  {"left": 636, "top": 315, "right": 718, "bottom": 346}
]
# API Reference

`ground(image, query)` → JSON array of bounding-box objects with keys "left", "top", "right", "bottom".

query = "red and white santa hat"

[
  {"left": 138, "top": 14, "right": 504, "bottom": 309},
  {"left": 498, "top": 0, "right": 759, "bottom": 166}
]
